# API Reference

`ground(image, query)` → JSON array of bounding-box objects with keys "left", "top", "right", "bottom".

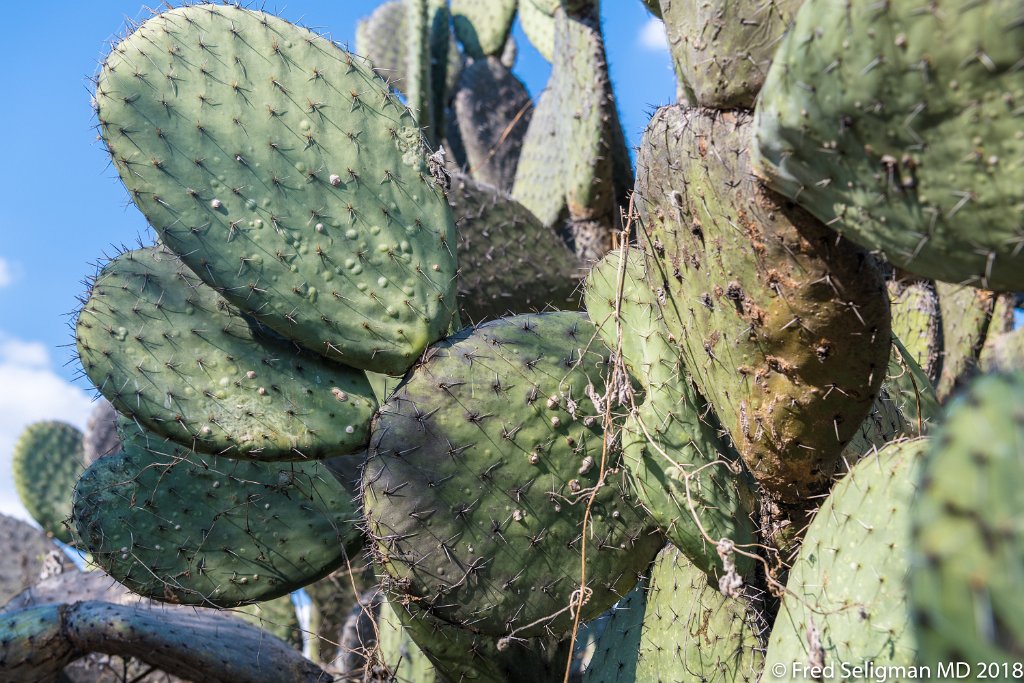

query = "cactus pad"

[
  {"left": 584, "top": 248, "right": 757, "bottom": 578},
  {"left": 363, "top": 312, "right": 662, "bottom": 638},
  {"left": 72, "top": 419, "right": 362, "bottom": 606},
  {"left": 936, "top": 282, "right": 996, "bottom": 401},
  {"left": 888, "top": 278, "right": 943, "bottom": 385},
  {"left": 449, "top": 173, "right": 581, "bottom": 321},
  {"left": 95, "top": 4, "right": 459, "bottom": 374},
  {"left": 451, "top": 0, "right": 518, "bottom": 58},
  {"left": 659, "top": 0, "right": 801, "bottom": 108},
  {"left": 636, "top": 106, "right": 891, "bottom": 505},
  {"left": 0, "top": 513, "right": 66, "bottom": 606},
  {"left": 910, "top": 373, "right": 1024, "bottom": 666},
  {"left": 753, "top": 0, "right": 1024, "bottom": 291},
  {"left": 451, "top": 57, "right": 533, "bottom": 191},
  {"left": 12, "top": 421, "right": 85, "bottom": 543},
  {"left": 0, "top": 601, "right": 325, "bottom": 683},
  {"left": 764, "top": 439, "right": 925, "bottom": 678},
  {"left": 586, "top": 545, "right": 766, "bottom": 682},
  {"left": 76, "top": 246, "right": 376, "bottom": 460}
]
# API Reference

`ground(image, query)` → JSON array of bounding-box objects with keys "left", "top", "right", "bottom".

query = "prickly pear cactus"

[
  {"left": 450, "top": 57, "right": 533, "bottom": 191},
  {"left": 363, "top": 312, "right": 662, "bottom": 638},
  {"left": 910, "top": 373, "right": 1024, "bottom": 667},
  {"left": 449, "top": 173, "right": 581, "bottom": 321},
  {"left": 374, "top": 598, "right": 437, "bottom": 683},
  {"left": 76, "top": 246, "right": 377, "bottom": 460},
  {"left": 888, "top": 278, "right": 943, "bottom": 385},
  {"left": 936, "top": 283, "right": 996, "bottom": 401},
  {"left": 451, "top": 0, "right": 518, "bottom": 58},
  {"left": 658, "top": 0, "right": 802, "bottom": 108},
  {"left": 0, "top": 600, "right": 325, "bottom": 683},
  {"left": 95, "top": 4, "right": 459, "bottom": 375},
  {"left": 979, "top": 328, "right": 1024, "bottom": 374},
  {"left": 584, "top": 247, "right": 757, "bottom": 579},
  {"left": 753, "top": 0, "right": 1024, "bottom": 291},
  {"left": 12, "top": 421, "right": 84, "bottom": 543},
  {"left": 763, "top": 439, "right": 925, "bottom": 679},
  {"left": 636, "top": 106, "right": 891, "bottom": 506},
  {"left": 586, "top": 545, "right": 766, "bottom": 682},
  {"left": 72, "top": 419, "right": 362, "bottom": 606}
]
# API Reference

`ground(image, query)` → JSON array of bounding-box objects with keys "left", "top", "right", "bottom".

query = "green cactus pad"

[
  {"left": 753, "top": 0, "right": 1024, "bottom": 291},
  {"left": 979, "top": 328, "right": 1024, "bottom": 374},
  {"left": 357, "top": 1, "right": 407, "bottom": 87},
  {"left": 0, "top": 601, "right": 325, "bottom": 683},
  {"left": 386, "top": 596, "right": 574, "bottom": 683},
  {"left": 511, "top": 71, "right": 567, "bottom": 228},
  {"left": 72, "top": 419, "right": 362, "bottom": 606},
  {"left": 451, "top": 57, "right": 533, "bottom": 191},
  {"left": 449, "top": 173, "right": 581, "bottom": 321},
  {"left": 763, "top": 439, "right": 925, "bottom": 679},
  {"left": 406, "top": 0, "right": 451, "bottom": 147},
  {"left": 76, "top": 246, "right": 376, "bottom": 461},
  {"left": 12, "top": 421, "right": 85, "bottom": 543},
  {"left": 585, "top": 545, "right": 766, "bottom": 682},
  {"left": 519, "top": 0, "right": 556, "bottom": 61},
  {"left": 636, "top": 106, "right": 891, "bottom": 505},
  {"left": 83, "top": 399, "right": 122, "bottom": 463},
  {"left": 363, "top": 312, "right": 662, "bottom": 638},
  {"left": 238, "top": 595, "right": 302, "bottom": 649},
  {"left": 95, "top": 4, "right": 459, "bottom": 375},
  {"left": 452, "top": 0, "right": 518, "bottom": 58},
  {"left": 888, "top": 278, "right": 943, "bottom": 385},
  {"left": 375, "top": 598, "right": 437, "bottom": 683},
  {"left": 910, "top": 373, "right": 1024, "bottom": 666},
  {"left": 584, "top": 248, "right": 757, "bottom": 578},
  {"left": 936, "top": 282, "right": 996, "bottom": 401},
  {"left": 554, "top": 7, "right": 629, "bottom": 261},
  {"left": 659, "top": 0, "right": 800, "bottom": 108}
]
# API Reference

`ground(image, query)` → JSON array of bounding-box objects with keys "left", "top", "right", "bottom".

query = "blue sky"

[{"left": 0, "top": 2, "right": 674, "bottom": 522}]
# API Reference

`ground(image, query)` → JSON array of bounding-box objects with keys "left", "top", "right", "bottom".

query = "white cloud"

[
  {"left": 0, "top": 333, "right": 94, "bottom": 524},
  {"left": 638, "top": 17, "right": 669, "bottom": 52},
  {"left": 0, "top": 257, "right": 13, "bottom": 288}
]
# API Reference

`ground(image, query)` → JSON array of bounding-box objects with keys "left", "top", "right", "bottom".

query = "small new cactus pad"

[
  {"left": 636, "top": 106, "right": 891, "bottom": 505},
  {"left": 95, "top": 4, "right": 459, "bottom": 374},
  {"left": 363, "top": 312, "right": 662, "bottom": 638},
  {"left": 449, "top": 173, "right": 581, "bottom": 321},
  {"left": 12, "top": 421, "right": 85, "bottom": 543},
  {"left": 753, "top": 0, "right": 1024, "bottom": 291},
  {"left": 451, "top": 0, "right": 518, "bottom": 58},
  {"left": 83, "top": 399, "right": 121, "bottom": 463},
  {"left": 586, "top": 545, "right": 766, "bottom": 683},
  {"left": 0, "top": 513, "right": 66, "bottom": 605},
  {"left": 451, "top": 57, "right": 533, "bottom": 191},
  {"left": 76, "top": 247, "right": 377, "bottom": 460},
  {"left": 936, "top": 283, "right": 996, "bottom": 401},
  {"left": 658, "top": 0, "right": 801, "bottom": 108},
  {"left": 72, "top": 419, "right": 362, "bottom": 606},
  {"left": 0, "top": 601, "right": 326, "bottom": 683},
  {"left": 763, "top": 439, "right": 925, "bottom": 679},
  {"left": 584, "top": 248, "right": 757, "bottom": 578},
  {"left": 910, "top": 373, "right": 1024, "bottom": 666},
  {"left": 888, "top": 278, "right": 943, "bottom": 385}
]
